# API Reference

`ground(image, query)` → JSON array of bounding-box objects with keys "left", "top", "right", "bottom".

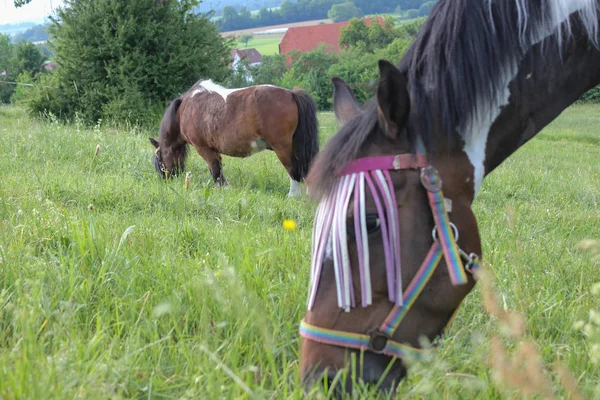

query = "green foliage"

[
  {"left": 12, "top": 41, "right": 44, "bottom": 77},
  {"left": 406, "top": 9, "right": 419, "bottom": 19},
  {"left": 327, "top": 2, "right": 362, "bottom": 23},
  {"left": 330, "top": 38, "right": 411, "bottom": 103},
  {"left": 10, "top": 71, "right": 33, "bottom": 104},
  {"left": 239, "top": 33, "right": 253, "bottom": 47},
  {"left": 418, "top": 1, "right": 436, "bottom": 16},
  {"left": 24, "top": 0, "right": 232, "bottom": 126},
  {"left": 251, "top": 54, "right": 287, "bottom": 85},
  {"left": 280, "top": 46, "right": 338, "bottom": 109},
  {"left": 580, "top": 85, "right": 600, "bottom": 103},
  {"left": 0, "top": 34, "right": 46, "bottom": 104},
  {"left": 340, "top": 16, "right": 403, "bottom": 53}
]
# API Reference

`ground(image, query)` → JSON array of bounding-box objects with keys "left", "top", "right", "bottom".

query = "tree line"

[{"left": 216, "top": 0, "right": 436, "bottom": 32}]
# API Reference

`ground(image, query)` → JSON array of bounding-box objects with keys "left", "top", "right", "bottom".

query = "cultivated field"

[
  {"left": 221, "top": 19, "right": 332, "bottom": 37},
  {"left": 234, "top": 37, "right": 282, "bottom": 56},
  {"left": 0, "top": 105, "right": 599, "bottom": 398}
]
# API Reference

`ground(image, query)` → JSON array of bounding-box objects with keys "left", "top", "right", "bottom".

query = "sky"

[{"left": 0, "top": 0, "right": 63, "bottom": 25}]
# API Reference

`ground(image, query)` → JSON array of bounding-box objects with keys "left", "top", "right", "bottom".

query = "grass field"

[
  {"left": 0, "top": 104, "right": 599, "bottom": 399},
  {"left": 235, "top": 37, "right": 282, "bottom": 55}
]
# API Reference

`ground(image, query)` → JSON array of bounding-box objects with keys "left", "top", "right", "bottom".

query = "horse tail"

[{"left": 290, "top": 88, "right": 319, "bottom": 182}]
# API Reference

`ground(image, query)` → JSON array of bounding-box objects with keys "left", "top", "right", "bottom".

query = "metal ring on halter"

[
  {"left": 458, "top": 248, "right": 480, "bottom": 273},
  {"left": 431, "top": 222, "right": 459, "bottom": 242}
]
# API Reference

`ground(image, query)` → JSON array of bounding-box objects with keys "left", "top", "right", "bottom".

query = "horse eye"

[
  {"left": 365, "top": 215, "right": 380, "bottom": 234},
  {"left": 347, "top": 214, "right": 381, "bottom": 239}
]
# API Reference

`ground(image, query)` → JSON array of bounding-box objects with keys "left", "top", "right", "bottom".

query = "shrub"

[{"left": 25, "top": 0, "right": 232, "bottom": 126}]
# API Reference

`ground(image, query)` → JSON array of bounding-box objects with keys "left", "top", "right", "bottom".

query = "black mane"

[{"left": 308, "top": 0, "right": 599, "bottom": 199}]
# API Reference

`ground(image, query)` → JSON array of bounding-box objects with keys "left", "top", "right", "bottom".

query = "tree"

[
  {"left": 340, "top": 16, "right": 398, "bottom": 53},
  {"left": 239, "top": 33, "right": 253, "bottom": 48},
  {"left": 327, "top": 2, "right": 361, "bottom": 23},
  {"left": 25, "top": 0, "right": 232, "bottom": 125},
  {"left": 251, "top": 54, "right": 288, "bottom": 85},
  {"left": 0, "top": 34, "right": 14, "bottom": 103},
  {"left": 12, "top": 42, "right": 45, "bottom": 78},
  {"left": 0, "top": 34, "right": 46, "bottom": 104},
  {"left": 418, "top": 1, "right": 435, "bottom": 16},
  {"left": 406, "top": 9, "right": 419, "bottom": 19},
  {"left": 280, "top": 45, "right": 338, "bottom": 109}
]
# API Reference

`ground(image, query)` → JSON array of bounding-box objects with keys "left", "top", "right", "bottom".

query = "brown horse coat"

[{"left": 150, "top": 80, "right": 319, "bottom": 197}]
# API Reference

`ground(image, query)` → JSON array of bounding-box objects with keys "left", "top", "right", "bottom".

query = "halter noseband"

[{"left": 300, "top": 139, "right": 480, "bottom": 361}]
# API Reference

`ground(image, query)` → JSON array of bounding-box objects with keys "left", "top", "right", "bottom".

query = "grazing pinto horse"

[
  {"left": 149, "top": 80, "right": 319, "bottom": 197},
  {"left": 299, "top": 0, "right": 600, "bottom": 394}
]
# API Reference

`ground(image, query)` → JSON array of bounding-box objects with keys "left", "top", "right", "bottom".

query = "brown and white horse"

[
  {"left": 149, "top": 80, "right": 319, "bottom": 197},
  {"left": 299, "top": 0, "right": 600, "bottom": 394}
]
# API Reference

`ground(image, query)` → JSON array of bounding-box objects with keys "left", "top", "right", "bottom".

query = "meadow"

[
  {"left": 0, "top": 104, "right": 599, "bottom": 399},
  {"left": 235, "top": 36, "right": 282, "bottom": 55}
]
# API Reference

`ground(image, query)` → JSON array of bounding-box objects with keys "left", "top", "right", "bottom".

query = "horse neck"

[{"left": 484, "top": 24, "right": 600, "bottom": 176}]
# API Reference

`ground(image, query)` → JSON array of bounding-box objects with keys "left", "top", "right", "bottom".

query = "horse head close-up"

[{"left": 299, "top": 0, "right": 600, "bottom": 394}]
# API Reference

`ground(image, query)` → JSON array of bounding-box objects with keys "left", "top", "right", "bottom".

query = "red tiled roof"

[
  {"left": 279, "top": 17, "right": 384, "bottom": 66},
  {"left": 231, "top": 48, "right": 262, "bottom": 64}
]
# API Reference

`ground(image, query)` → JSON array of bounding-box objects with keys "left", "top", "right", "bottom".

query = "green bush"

[
  {"left": 580, "top": 85, "right": 600, "bottom": 103},
  {"left": 24, "top": 0, "right": 232, "bottom": 127}
]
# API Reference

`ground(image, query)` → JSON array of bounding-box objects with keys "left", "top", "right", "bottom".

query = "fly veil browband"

[{"left": 300, "top": 138, "right": 480, "bottom": 360}]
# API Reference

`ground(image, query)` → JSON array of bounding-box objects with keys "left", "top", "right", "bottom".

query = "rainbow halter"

[{"left": 300, "top": 139, "right": 480, "bottom": 360}]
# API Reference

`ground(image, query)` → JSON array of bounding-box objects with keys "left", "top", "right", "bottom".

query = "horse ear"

[
  {"left": 332, "top": 77, "right": 360, "bottom": 126},
  {"left": 149, "top": 138, "right": 159, "bottom": 149},
  {"left": 376, "top": 59, "right": 409, "bottom": 139}
]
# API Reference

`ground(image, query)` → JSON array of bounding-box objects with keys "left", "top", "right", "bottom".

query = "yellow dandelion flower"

[
  {"left": 215, "top": 270, "right": 222, "bottom": 278},
  {"left": 283, "top": 219, "right": 297, "bottom": 231}
]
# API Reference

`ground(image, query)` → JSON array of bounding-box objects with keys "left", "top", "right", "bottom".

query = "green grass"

[
  {"left": 236, "top": 37, "right": 281, "bottom": 55},
  {"left": 0, "top": 105, "right": 599, "bottom": 399}
]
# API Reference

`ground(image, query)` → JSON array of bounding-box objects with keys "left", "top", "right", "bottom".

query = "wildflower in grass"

[
  {"left": 283, "top": 219, "right": 297, "bottom": 231},
  {"left": 215, "top": 270, "right": 222, "bottom": 278}
]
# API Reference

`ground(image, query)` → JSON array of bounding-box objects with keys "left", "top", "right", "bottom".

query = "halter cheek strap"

[{"left": 299, "top": 138, "right": 480, "bottom": 360}]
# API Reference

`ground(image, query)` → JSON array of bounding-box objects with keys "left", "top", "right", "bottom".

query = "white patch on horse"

[
  {"left": 198, "top": 80, "right": 241, "bottom": 101},
  {"left": 196, "top": 80, "right": 280, "bottom": 102},
  {"left": 464, "top": 1, "right": 598, "bottom": 200},
  {"left": 288, "top": 178, "right": 302, "bottom": 198},
  {"left": 461, "top": 63, "right": 516, "bottom": 198}
]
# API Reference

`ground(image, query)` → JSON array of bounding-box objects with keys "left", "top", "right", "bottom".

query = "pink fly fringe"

[{"left": 307, "top": 171, "right": 403, "bottom": 312}]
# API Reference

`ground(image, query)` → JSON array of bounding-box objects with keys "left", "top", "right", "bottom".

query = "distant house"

[
  {"left": 231, "top": 48, "right": 262, "bottom": 83},
  {"left": 278, "top": 17, "right": 385, "bottom": 66}
]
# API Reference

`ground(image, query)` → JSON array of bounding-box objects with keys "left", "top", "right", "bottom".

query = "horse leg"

[
  {"left": 271, "top": 146, "right": 302, "bottom": 198},
  {"left": 195, "top": 147, "right": 228, "bottom": 187}
]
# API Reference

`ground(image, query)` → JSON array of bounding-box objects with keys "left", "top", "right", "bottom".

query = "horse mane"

[{"left": 308, "top": 0, "right": 599, "bottom": 199}]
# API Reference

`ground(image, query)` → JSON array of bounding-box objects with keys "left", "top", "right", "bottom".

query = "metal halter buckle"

[
  {"left": 420, "top": 166, "right": 442, "bottom": 192},
  {"left": 367, "top": 329, "right": 390, "bottom": 354},
  {"left": 432, "top": 222, "right": 459, "bottom": 242},
  {"left": 458, "top": 248, "right": 479, "bottom": 273}
]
